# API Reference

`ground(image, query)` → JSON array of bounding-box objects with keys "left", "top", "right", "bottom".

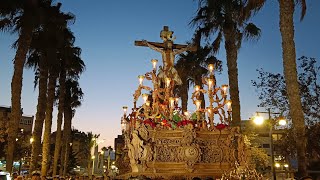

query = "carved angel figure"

[{"left": 131, "top": 130, "right": 144, "bottom": 161}]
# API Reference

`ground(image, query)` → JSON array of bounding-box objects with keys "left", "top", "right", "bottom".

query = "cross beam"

[{"left": 134, "top": 41, "right": 196, "bottom": 52}]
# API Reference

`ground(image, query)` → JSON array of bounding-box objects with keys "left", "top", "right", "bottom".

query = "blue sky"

[{"left": 0, "top": 1, "right": 319, "bottom": 148}]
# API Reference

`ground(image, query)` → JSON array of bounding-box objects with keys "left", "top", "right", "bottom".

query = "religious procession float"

[{"left": 115, "top": 26, "right": 262, "bottom": 180}]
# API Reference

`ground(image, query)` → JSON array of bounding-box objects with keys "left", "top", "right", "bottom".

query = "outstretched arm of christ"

[
  {"left": 142, "top": 40, "right": 163, "bottom": 53},
  {"left": 173, "top": 44, "right": 195, "bottom": 55}
]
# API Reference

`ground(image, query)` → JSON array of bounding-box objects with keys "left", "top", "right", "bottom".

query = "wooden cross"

[
  {"left": 134, "top": 26, "right": 196, "bottom": 84},
  {"left": 135, "top": 26, "right": 196, "bottom": 51}
]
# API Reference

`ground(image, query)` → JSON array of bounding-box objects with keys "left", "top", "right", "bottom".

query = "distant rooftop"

[
  {"left": 0, "top": 106, "right": 33, "bottom": 116},
  {"left": 0, "top": 106, "right": 11, "bottom": 112}
]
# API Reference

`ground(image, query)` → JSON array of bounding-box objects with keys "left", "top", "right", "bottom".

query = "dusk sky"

[{"left": 0, "top": 1, "right": 319, "bottom": 149}]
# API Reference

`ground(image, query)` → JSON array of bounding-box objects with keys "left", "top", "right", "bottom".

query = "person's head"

[
  {"left": 300, "top": 176, "right": 313, "bottom": 180},
  {"left": 12, "top": 172, "right": 18, "bottom": 178},
  {"left": 17, "top": 176, "right": 23, "bottom": 180},
  {"left": 31, "top": 172, "right": 41, "bottom": 180}
]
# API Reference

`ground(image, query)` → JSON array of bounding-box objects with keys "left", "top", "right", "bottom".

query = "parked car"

[{"left": 0, "top": 171, "right": 11, "bottom": 180}]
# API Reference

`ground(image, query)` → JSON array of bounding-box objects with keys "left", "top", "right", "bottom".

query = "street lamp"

[
  {"left": 91, "top": 155, "right": 95, "bottom": 175},
  {"left": 252, "top": 108, "right": 287, "bottom": 180},
  {"left": 253, "top": 113, "right": 264, "bottom": 125},
  {"left": 278, "top": 116, "right": 287, "bottom": 126},
  {"left": 98, "top": 151, "right": 104, "bottom": 169},
  {"left": 30, "top": 137, "right": 34, "bottom": 144}
]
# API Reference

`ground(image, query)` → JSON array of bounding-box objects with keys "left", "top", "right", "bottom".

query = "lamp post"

[
  {"left": 91, "top": 155, "right": 95, "bottom": 175},
  {"left": 28, "top": 137, "right": 34, "bottom": 173},
  {"left": 253, "top": 108, "right": 287, "bottom": 180},
  {"left": 107, "top": 148, "right": 111, "bottom": 170}
]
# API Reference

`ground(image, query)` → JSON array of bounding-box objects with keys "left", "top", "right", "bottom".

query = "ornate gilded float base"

[{"left": 116, "top": 124, "right": 246, "bottom": 179}]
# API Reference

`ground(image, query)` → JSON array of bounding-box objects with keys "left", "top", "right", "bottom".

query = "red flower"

[
  {"left": 177, "top": 120, "right": 194, "bottom": 127},
  {"left": 177, "top": 122, "right": 182, "bottom": 127},
  {"left": 182, "top": 120, "right": 187, "bottom": 126},
  {"left": 143, "top": 119, "right": 156, "bottom": 128},
  {"left": 215, "top": 123, "right": 227, "bottom": 130}
]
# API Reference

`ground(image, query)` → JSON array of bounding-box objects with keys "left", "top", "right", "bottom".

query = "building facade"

[
  {"left": 0, "top": 106, "right": 34, "bottom": 133},
  {"left": 0, "top": 106, "right": 34, "bottom": 172},
  {"left": 241, "top": 119, "right": 292, "bottom": 179}
]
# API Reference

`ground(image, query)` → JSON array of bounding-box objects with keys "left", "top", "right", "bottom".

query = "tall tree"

[
  {"left": 252, "top": 56, "right": 319, "bottom": 125},
  {"left": 61, "top": 79, "right": 84, "bottom": 176},
  {"left": 40, "top": 3, "right": 76, "bottom": 176},
  {"left": 175, "top": 58, "right": 192, "bottom": 112},
  {"left": 24, "top": 2, "right": 75, "bottom": 174},
  {"left": 0, "top": 0, "right": 49, "bottom": 173},
  {"left": 52, "top": 27, "right": 82, "bottom": 178},
  {"left": 278, "top": 0, "right": 307, "bottom": 177},
  {"left": 175, "top": 34, "right": 221, "bottom": 112},
  {"left": 253, "top": 56, "right": 319, "bottom": 177},
  {"left": 41, "top": 66, "right": 58, "bottom": 176},
  {"left": 191, "top": 0, "right": 265, "bottom": 125},
  {"left": 26, "top": 50, "right": 48, "bottom": 172},
  {"left": 53, "top": 45, "right": 84, "bottom": 176}
]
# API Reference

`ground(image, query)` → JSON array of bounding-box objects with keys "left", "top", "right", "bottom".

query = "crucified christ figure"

[{"left": 135, "top": 26, "right": 196, "bottom": 85}]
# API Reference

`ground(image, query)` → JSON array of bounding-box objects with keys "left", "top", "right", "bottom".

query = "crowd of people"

[{"left": 10, "top": 172, "right": 108, "bottom": 180}]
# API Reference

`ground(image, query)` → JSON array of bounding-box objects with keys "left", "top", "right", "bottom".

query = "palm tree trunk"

[
  {"left": 224, "top": 32, "right": 241, "bottom": 126},
  {"left": 62, "top": 106, "right": 72, "bottom": 176},
  {"left": 180, "top": 79, "right": 189, "bottom": 112},
  {"left": 52, "top": 69, "right": 66, "bottom": 176},
  {"left": 59, "top": 135, "right": 66, "bottom": 176},
  {"left": 7, "top": 26, "right": 33, "bottom": 173},
  {"left": 279, "top": 0, "right": 307, "bottom": 177},
  {"left": 30, "top": 57, "right": 48, "bottom": 173},
  {"left": 41, "top": 71, "right": 57, "bottom": 176}
]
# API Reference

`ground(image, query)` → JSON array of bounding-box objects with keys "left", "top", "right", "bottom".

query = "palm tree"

[
  {"left": 175, "top": 35, "right": 221, "bottom": 111},
  {"left": 175, "top": 58, "right": 192, "bottom": 112},
  {"left": 39, "top": 5, "right": 76, "bottom": 176},
  {"left": 41, "top": 24, "right": 78, "bottom": 180},
  {"left": 23, "top": 2, "right": 74, "bottom": 174},
  {"left": 26, "top": 48, "right": 48, "bottom": 172},
  {"left": 51, "top": 27, "right": 83, "bottom": 177},
  {"left": 191, "top": 0, "right": 265, "bottom": 125},
  {"left": 278, "top": 0, "right": 307, "bottom": 177},
  {"left": 61, "top": 79, "right": 84, "bottom": 176},
  {"left": 53, "top": 45, "right": 85, "bottom": 176},
  {"left": 0, "top": 0, "right": 46, "bottom": 173},
  {"left": 41, "top": 65, "right": 58, "bottom": 176}
]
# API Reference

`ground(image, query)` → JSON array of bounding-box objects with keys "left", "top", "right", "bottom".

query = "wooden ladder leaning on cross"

[{"left": 134, "top": 26, "right": 197, "bottom": 85}]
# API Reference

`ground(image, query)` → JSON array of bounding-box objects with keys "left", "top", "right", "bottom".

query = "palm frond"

[
  {"left": 243, "top": 23, "right": 261, "bottom": 41},
  {"left": 0, "top": 18, "right": 13, "bottom": 32},
  {"left": 212, "top": 31, "right": 222, "bottom": 54},
  {"left": 295, "top": 0, "right": 306, "bottom": 21},
  {"left": 241, "top": 0, "right": 266, "bottom": 22}
]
